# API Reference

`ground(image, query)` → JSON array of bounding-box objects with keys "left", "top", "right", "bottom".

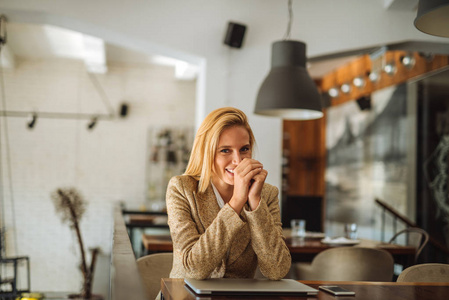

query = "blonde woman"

[{"left": 166, "top": 107, "right": 291, "bottom": 280}]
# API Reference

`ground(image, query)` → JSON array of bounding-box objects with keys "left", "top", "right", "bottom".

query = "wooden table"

[
  {"left": 122, "top": 210, "right": 168, "bottom": 246},
  {"left": 142, "top": 234, "right": 173, "bottom": 254},
  {"left": 161, "top": 278, "right": 449, "bottom": 300},
  {"left": 141, "top": 234, "right": 415, "bottom": 267}
]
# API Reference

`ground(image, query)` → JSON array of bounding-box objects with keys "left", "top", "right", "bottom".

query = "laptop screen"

[{"left": 184, "top": 278, "right": 318, "bottom": 296}]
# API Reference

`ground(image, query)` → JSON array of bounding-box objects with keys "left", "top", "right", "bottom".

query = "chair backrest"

[
  {"left": 307, "top": 247, "right": 394, "bottom": 281},
  {"left": 388, "top": 227, "right": 429, "bottom": 262},
  {"left": 397, "top": 263, "right": 449, "bottom": 282},
  {"left": 136, "top": 252, "right": 173, "bottom": 300}
]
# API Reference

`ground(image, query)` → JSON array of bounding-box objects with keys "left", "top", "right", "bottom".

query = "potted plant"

[{"left": 51, "top": 187, "right": 102, "bottom": 299}]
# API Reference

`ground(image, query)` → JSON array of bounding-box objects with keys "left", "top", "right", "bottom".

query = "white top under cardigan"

[{"left": 211, "top": 182, "right": 225, "bottom": 209}]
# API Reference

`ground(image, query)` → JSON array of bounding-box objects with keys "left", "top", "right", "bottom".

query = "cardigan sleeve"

[
  {"left": 242, "top": 185, "right": 291, "bottom": 280},
  {"left": 166, "top": 176, "right": 245, "bottom": 279}
]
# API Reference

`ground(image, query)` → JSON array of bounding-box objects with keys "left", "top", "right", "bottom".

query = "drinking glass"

[
  {"left": 344, "top": 223, "right": 358, "bottom": 240},
  {"left": 291, "top": 219, "right": 306, "bottom": 238}
]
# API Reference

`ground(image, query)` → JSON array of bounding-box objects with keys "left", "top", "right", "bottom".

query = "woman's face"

[{"left": 212, "top": 125, "right": 252, "bottom": 187}]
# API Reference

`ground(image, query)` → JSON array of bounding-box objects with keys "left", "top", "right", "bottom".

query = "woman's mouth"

[{"left": 226, "top": 168, "right": 235, "bottom": 175}]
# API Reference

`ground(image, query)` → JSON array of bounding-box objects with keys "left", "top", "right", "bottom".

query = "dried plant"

[
  {"left": 51, "top": 187, "right": 99, "bottom": 299},
  {"left": 52, "top": 188, "right": 86, "bottom": 226}
]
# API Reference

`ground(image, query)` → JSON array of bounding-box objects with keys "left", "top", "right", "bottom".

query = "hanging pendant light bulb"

[{"left": 254, "top": 0, "right": 323, "bottom": 120}]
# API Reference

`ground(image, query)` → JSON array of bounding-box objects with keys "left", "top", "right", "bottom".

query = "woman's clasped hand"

[{"left": 229, "top": 158, "right": 267, "bottom": 212}]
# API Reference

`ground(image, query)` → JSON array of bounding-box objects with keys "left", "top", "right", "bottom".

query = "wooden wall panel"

[
  {"left": 321, "top": 52, "right": 449, "bottom": 107},
  {"left": 283, "top": 113, "right": 326, "bottom": 196}
]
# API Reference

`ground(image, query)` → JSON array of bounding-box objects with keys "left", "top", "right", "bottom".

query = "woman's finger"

[{"left": 235, "top": 159, "right": 263, "bottom": 177}]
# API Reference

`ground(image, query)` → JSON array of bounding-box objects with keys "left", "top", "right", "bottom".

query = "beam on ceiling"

[
  {"left": 319, "top": 51, "right": 449, "bottom": 107},
  {"left": 308, "top": 40, "right": 449, "bottom": 63}
]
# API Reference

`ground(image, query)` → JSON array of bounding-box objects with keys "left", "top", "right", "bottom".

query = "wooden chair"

[
  {"left": 388, "top": 227, "right": 429, "bottom": 263},
  {"left": 295, "top": 247, "right": 394, "bottom": 281},
  {"left": 137, "top": 252, "right": 173, "bottom": 300},
  {"left": 397, "top": 263, "right": 449, "bottom": 282}
]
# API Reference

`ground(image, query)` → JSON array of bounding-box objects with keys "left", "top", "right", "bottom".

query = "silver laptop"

[{"left": 184, "top": 278, "right": 318, "bottom": 296}]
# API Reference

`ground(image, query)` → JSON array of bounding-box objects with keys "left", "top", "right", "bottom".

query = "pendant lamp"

[
  {"left": 414, "top": 0, "right": 449, "bottom": 38},
  {"left": 254, "top": 0, "right": 323, "bottom": 120},
  {"left": 254, "top": 41, "right": 323, "bottom": 120}
]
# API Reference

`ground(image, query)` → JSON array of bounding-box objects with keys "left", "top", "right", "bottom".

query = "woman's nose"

[{"left": 232, "top": 153, "right": 242, "bottom": 164}]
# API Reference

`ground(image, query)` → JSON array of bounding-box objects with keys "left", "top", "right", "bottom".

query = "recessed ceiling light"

[
  {"left": 384, "top": 62, "right": 397, "bottom": 76},
  {"left": 341, "top": 83, "right": 351, "bottom": 94},
  {"left": 401, "top": 54, "right": 416, "bottom": 69},
  {"left": 328, "top": 87, "right": 339, "bottom": 98},
  {"left": 353, "top": 76, "right": 366, "bottom": 88},
  {"left": 368, "top": 71, "right": 380, "bottom": 82}
]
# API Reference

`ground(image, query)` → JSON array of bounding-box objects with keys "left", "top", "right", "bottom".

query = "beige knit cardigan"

[{"left": 166, "top": 175, "right": 291, "bottom": 280}]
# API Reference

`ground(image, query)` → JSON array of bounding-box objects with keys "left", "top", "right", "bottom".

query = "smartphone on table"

[{"left": 319, "top": 285, "right": 356, "bottom": 296}]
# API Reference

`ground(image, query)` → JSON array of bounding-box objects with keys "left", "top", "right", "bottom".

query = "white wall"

[
  {"left": 0, "top": 0, "right": 447, "bottom": 292},
  {"left": 0, "top": 57, "right": 195, "bottom": 292}
]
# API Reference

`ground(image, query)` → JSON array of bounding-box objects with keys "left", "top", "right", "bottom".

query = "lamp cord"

[
  {"left": 75, "top": 64, "right": 82, "bottom": 185},
  {"left": 283, "top": 0, "right": 293, "bottom": 40},
  {"left": 0, "top": 47, "right": 5, "bottom": 244},
  {"left": 0, "top": 43, "right": 19, "bottom": 257}
]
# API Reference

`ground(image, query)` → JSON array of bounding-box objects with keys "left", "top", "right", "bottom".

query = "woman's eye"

[
  {"left": 241, "top": 147, "right": 250, "bottom": 152},
  {"left": 220, "top": 149, "right": 230, "bottom": 153}
]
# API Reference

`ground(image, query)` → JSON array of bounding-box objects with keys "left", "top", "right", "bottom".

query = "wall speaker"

[
  {"left": 119, "top": 103, "right": 129, "bottom": 117},
  {"left": 356, "top": 96, "right": 371, "bottom": 111},
  {"left": 224, "top": 22, "right": 246, "bottom": 49}
]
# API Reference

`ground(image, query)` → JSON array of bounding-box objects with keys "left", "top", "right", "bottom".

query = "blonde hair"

[{"left": 184, "top": 107, "right": 255, "bottom": 193}]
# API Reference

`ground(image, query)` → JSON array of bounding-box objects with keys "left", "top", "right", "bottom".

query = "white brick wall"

[{"left": 0, "top": 57, "right": 196, "bottom": 292}]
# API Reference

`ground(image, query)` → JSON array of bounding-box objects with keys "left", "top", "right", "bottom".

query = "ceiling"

[
  {"left": 0, "top": 21, "right": 363, "bottom": 79},
  {"left": 1, "top": 21, "right": 199, "bottom": 80},
  {"left": 3, "top": 19, "right": 449, "bottom": 81}
]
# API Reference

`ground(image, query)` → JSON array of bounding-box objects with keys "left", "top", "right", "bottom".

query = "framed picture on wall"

[{"left": 146, "top": 127, "right": 194, "bottom": 211}]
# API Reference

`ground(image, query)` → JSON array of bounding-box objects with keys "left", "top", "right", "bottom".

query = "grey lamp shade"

[
  {"left": 255, "top": 40, "right": 323, "bottom": 120},
  {"left": 414, "top": 0, "right": 449, "bottom": 38}
]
